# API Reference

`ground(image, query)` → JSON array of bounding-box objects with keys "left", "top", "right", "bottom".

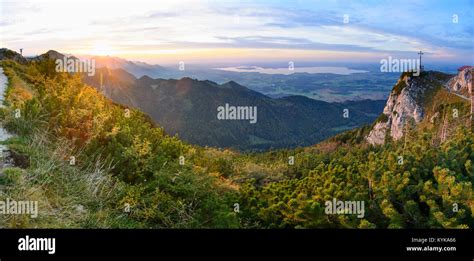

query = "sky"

[{"left": 0, "top": 0, "right": 473, "bottom": 65}]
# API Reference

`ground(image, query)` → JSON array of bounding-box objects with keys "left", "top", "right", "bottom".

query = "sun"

[{"left": 90, "top": 43, "right": 113, "bottom": 56}]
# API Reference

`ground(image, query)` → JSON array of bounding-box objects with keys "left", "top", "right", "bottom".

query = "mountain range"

[
  {"left": 74, "top": 54, "right": 400, "bottom": 102},
  {"left": 7, "top": 49, "right": 385, "bottom": 150},
  {"left": 0, "top": 47, "right": 472, "bottom": 230},
  {"left": 2, "top": 48, "right": 469, "bottom": 151},
  {"left": 83, "top": 66, "right": 384, "bottom": 150}
]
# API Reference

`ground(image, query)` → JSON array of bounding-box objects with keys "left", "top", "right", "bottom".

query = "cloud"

[
  {"left": 213, "top": 35, "right": 379, "bottom": 52},
  {"left": 1, "top": 0, "right": 472, "bottom": 63},
  {"left": 147, "top": 11, "right": 180, "bottom": 19}
]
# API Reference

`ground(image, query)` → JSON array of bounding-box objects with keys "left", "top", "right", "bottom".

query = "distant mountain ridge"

[
  {"left": 87, "top": 55, "right": 172, "bottom": 78},
  {"left": 0, "top": 48, "right": 386, "bottom": 150},
  {"left": 84, "top": 67, "right": 385, "bottom": 150},
  {"left": 67, "top": 53, "right": 400, "bottom": 102}
]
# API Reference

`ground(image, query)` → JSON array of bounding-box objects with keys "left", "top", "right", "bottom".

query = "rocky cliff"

[
  {"left": 447, "top": 66, "right": 472, "bottom": 96},
  {"left": 366, "top": 68, "right": 471, "bottom": 145}
]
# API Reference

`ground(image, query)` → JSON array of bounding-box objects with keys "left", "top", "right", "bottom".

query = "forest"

[{"left": 0, "top": 59, "right": 472, "bottom": 229}]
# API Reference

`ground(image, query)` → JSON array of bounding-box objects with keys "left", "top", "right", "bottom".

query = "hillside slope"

[{"left": 0, "top": 50, "right": 472, "bottom": 229}]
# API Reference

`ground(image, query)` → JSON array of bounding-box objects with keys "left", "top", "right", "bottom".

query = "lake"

[{"left": 214, "top": 66, "right": 369, "bottom": 75}]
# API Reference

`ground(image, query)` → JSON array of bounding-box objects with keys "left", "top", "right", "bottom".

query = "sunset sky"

[{"left": 1, "top": 0, "right": 472, "bottom": 65}]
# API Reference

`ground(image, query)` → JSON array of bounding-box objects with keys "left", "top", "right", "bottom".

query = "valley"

[
  {"left": 0, "top": 48, "right": 471, "bottom": 230},
  {"left": 83, "top": 66, "right": 385, "bottom": 151},
  {"left": 86, "top": 55, "right": 401, "bottom": 102}
]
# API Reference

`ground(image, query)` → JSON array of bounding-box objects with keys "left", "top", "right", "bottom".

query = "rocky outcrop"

[
  {"left": 366, "top": 73, "right": 430, "bottom": 145},
  {"left": 447, "top": 67, "right": 472, "bottom": 97},
  {"left": 367, "top": 68, "right": 472, "bottom": 145},
  {"left": 365, "top": 67, "right": 473, "bottom": 145},
  {"left": 366, "top": 120, "right": 389, "bottom": 145}
]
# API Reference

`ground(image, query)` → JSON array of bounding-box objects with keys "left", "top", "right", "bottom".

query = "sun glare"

[{"left": 90, "top": 43, "right": 113, "bottom": 56}]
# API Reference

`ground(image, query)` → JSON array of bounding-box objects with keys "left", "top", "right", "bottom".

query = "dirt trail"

[{"left": 0, "top": 67, "right": 14, "bottom": 177}]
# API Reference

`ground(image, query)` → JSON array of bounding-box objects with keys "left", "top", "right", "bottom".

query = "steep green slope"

[{"left": 0, "top": 59, "right": 240, "bottom": 228}]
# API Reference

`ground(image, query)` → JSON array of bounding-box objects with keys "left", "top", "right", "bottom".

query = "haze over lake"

[{"left": 215, "top": 66, "right": 369, "bottom": 75}]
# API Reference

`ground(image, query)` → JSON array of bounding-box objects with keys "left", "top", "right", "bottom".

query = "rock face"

[
  {"left": 447, "top": 67, "right": 472, "bottom": 96},
  {"left": 367, "top": 68, "right": 472, "bottom": 145},
  {"left": 366, "top": 73, "right": 428, "bottom": 145}
]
